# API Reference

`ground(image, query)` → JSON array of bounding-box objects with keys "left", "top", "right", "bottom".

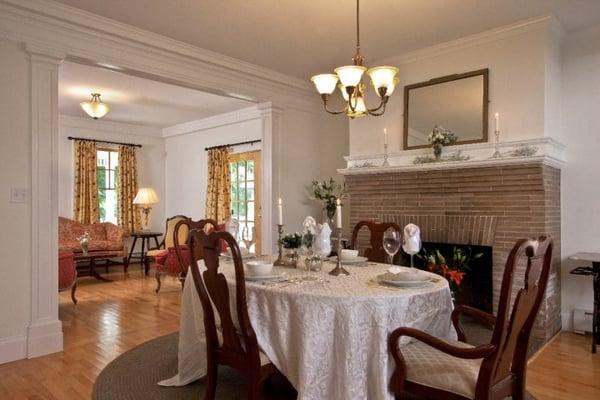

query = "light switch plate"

[{"left": 10, "top": 188, "right": 28, "bottom": 203}]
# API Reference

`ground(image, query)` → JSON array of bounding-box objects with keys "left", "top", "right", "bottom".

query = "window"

[
  {"left": 229, "top": 151, "right": 261, "bottom": 252},
  {"left": 97, "top": 149, "right": 119, "bottom": 224}
]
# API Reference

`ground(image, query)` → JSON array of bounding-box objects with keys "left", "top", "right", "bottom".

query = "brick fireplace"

[{"left": 343, "top": 162, "right": 561, "bottom": 350}]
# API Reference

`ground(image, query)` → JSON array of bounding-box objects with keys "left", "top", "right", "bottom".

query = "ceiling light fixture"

[
  {"left": 310, "top": 0, "right": 398, "bottom": 118},
  {"left": 80, "top": 93, "right": 110, "bottom": 119}
]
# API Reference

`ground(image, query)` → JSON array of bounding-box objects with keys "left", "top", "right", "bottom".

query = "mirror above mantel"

[{"left": 403, "top": 69, "right": 489, "bottom": 150}]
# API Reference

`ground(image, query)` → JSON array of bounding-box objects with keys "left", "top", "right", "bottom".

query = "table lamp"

[{"left": 133, "top": 187, "right": 159, "bottom": 230}]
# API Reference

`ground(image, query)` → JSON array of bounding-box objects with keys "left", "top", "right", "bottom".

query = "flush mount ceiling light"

[
  {"left": 310, "top": 0, "right": 399, "bottom": 119},
  {"left": 80, "top": 93, "right": 110, "bottom": 119}
]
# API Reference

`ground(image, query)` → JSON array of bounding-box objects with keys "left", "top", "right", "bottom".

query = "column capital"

[{"left": 25, "top": 42, "right": 66, "bottom": 65}]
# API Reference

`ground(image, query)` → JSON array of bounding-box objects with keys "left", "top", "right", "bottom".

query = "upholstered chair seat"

[{"left": 402, "top": 339, "right": 482, "bottom": 399}]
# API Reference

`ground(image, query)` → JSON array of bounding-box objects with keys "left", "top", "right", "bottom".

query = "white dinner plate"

[
  {"left": 329, "top": 255, "right": 369, "bottom": 265},
  {"left": 376, "top": 275, "right": 432, "bottom": 288},
  {"left": 245, "top": 272, "right": 286, "bottom": 281}
]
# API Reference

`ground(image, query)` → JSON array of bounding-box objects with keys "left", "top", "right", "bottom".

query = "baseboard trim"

[
  {"left": 0, "top": 334, "right": 27, "bottom": 364},
  {"left": 27, "top": 319, "right": 63, "bottom": 358}
]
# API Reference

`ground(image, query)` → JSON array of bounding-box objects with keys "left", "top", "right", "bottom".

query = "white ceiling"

[
  {"left": 54, "top": 0, "right": 600, "bottom": 79},
  {"left": 58, "top": 61, "right": 253, "bottom": 128}
]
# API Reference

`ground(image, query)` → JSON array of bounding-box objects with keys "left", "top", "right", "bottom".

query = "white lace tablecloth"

[{"left": 159, "top": 260, "right": 456, "bottom": 400}]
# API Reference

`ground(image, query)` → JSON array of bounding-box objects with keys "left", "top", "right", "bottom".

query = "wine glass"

[{"left": 383, "top": 230, "right": 401, "bottom": 268}]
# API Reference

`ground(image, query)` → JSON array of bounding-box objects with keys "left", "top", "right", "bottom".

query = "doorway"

[{"left": 229, "top": 150, "right": 261, "bottom": 253}]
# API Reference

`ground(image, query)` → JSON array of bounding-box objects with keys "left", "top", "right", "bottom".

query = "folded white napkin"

[{"left": 402, "top": 223, "right": 421, "bottom": 254}]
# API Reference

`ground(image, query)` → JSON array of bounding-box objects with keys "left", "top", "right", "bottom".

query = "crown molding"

[
  {"left": 0, "top": 0, "right": 322, "bottom": 114},
  {"left": 162, "top": 105, "right": 265, "bottom": 138},
  {"left": 59, "top": 115, "right": 163, "bottom": 138},
  {"left": 380, "top": 15, "right": 554, "bottom": 66}
]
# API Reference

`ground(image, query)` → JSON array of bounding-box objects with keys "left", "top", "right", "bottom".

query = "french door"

[{"left": 228, "top": 151, "right": 261, "bottom": 253}]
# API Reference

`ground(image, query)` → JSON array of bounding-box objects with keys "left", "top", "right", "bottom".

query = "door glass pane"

[
  {"left": 230, "top": 162, "right": 238, "bottom": 181},
  {"left": 237, "top": 161, "right": 246, "bottom": 181},
  {"left": 110, "top": 151, "right": 119, "bottom": 167},
  {"left": 238, "top": 182, "right": 246, "bottom": 202},
  {"left": 97, "top": 151, "right": 109, "bottom": 167},
  {"left": 108, "top": 170, "right": 116, "bottom": 189},
  {"left": 247, "top": 201, "right": 255, "bottom": 221},
  {"left": 247, "top": 161, "right": 255, "bottom": 180},
  {"left": 247, "top": 181, "right": 254, "bottom": 201}
]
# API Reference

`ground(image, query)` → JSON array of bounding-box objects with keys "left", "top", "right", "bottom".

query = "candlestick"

[
  {"left": 277, "top": 197, "right": 283, "bottom": 225},
  {"left": 273, "top": 224, "right": 286, "bottom": 266},
  {"left": 329, "top": 227, "right": 350, "bottom": 276},
  {"left": 494, "top": 113, "right": 500, "bottom": 132},
  {"left": 335, "top": 198, "right": 342, "bottom": 229},
  {"left": 382, "top": 142, "right": 389, "bottom": 167}
]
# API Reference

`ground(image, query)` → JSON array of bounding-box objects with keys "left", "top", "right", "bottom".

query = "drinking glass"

[{"left": 383, "top": 230, "right": 401, "bottom": 268}]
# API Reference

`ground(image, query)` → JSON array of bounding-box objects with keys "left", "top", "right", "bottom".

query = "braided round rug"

[{"left": 92, "top": 332, "right": 535, "bottom": 400}]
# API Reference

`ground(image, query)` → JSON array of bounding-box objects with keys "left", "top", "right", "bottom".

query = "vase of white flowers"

[
  {"left": 428, "top": 126, "right": 457, "bottom": 160},
  {"left": 78, "top": 232, "right": 91, "bottom": 255}
]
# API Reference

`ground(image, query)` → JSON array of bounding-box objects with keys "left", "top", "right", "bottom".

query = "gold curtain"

[
  {"left": 117, "top": 145, "right": 141, "bottom": 232},
  {"left": 73, "top": 140, "right": 99, "bottom": 224},
  {"left": 205, "top": 147, "right": 231, "bottom": 223}
]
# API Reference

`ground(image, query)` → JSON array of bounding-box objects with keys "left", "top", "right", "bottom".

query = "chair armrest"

[
  {"left": 451, "top": 305, "right": 496, "bottom": 342},
  {"left": 388, "top": 327, "right": 496, "bottom": 394}
]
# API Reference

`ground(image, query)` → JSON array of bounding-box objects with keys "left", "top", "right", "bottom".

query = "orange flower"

[{"left": 448, "top": 270, "right": 465, "bottom": 286}]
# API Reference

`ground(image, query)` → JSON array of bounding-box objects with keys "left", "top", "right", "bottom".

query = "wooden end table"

[
  {"left": 569, "top": 252, "right": 600, "bottom": 353},
  {"left": 127, "top": 231, "right": 163, "bottom": 275}
]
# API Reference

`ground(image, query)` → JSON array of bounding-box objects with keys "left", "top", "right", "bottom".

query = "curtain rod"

[
  {"left": 67, "top": 136, "right": 143, "bottom": 148},
  {"left": 204, "top": 139, "right": 261, "bottom": 151}
]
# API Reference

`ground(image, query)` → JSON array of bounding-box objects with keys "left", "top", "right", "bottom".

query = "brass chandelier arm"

[
  {"left": 366, "top": 98, "right": 389, "bottom": 116},
  {"left": 321, "top": 94, "right": 347, "bottom": 115}
]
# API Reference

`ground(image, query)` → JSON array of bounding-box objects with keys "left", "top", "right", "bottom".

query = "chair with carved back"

[
  {"left": 388, "top": 236, "right": 553, "bottom": 400},
  {"left": 350, "top": 220, "right": 402, "bottom": 263},
  {"left": 171, "top": 217, "right": 220, "bottom": 289},
  {"left": 187, "top": 229, "right": 278, "bottom": 400}
]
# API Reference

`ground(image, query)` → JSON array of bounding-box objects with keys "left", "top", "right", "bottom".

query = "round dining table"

[{"left": 159, "top": 258, "right": 456, "bottom": 400}]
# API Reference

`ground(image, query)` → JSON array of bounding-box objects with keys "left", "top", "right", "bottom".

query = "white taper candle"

[
  {"left": 277, "top": 197, "right": 283, "bottom": 225},
  {"left": 335, "top": 198, "right": 342, "bottom": 229}
]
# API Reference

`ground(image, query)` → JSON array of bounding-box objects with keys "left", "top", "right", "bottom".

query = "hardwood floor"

[{"left": 0, "top": 264, "right": 598, "bottom": 399}]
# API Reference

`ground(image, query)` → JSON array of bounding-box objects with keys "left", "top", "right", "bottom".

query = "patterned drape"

[
  {"left": 117, "top": 145, "right": 141, "bottom": 232},
  {"left": 73, "top": 140, "right": 99, "bottom": 224},
  {"left": 205, "top": 147, "right": 231, "bottom": 223}
]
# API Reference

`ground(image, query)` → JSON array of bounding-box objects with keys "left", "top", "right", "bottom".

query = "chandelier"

[
  {"left": 310, "top": 0, "right": 398, "bottom": 118},
  {"left": 80, "top": 93, "right": 110, "bottom": 119}
]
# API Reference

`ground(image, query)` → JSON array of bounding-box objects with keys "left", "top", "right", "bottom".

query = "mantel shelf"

[{"left": 339, "top": 137, "right": 566, "bottom": 176}]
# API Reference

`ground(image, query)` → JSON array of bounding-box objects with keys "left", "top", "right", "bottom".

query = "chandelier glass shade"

[
  {"left": 80, "top": 93, "right": 110, "bottom": 119},
  {"left": 310, "top": 0, "right": 398, "bottom": 118}
]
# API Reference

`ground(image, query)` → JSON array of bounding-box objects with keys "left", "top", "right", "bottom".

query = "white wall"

[
  {"left": 0, "top": 38, "right": 32, "bottom": 362},
  {"left": 164, "top": 111, "right": 262, "bottom": 220},
  {"left": 349, "top": 22, "right": 548, "bottom": 156},
  {"left": 58, "top": 116, "right": 166, "bottom": 232},
  {"left": 560, "top": 24, "right": 600, "bottom": 329}
]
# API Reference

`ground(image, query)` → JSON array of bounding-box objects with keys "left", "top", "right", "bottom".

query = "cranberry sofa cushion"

[{"left": 156, "top": 245, "right": 190, "bottom": 275}]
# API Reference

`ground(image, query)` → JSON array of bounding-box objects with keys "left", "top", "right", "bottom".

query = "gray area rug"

[{"left": 93, "top": 325, "right": 534, "bottom": 400}]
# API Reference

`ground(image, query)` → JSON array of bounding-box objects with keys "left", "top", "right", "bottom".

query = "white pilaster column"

[
  {"left": 257, "top": 102, "right": 284, "bottom": 255},
  {"left": 26, "top": 43, "right": 65, "bottom": 358}
]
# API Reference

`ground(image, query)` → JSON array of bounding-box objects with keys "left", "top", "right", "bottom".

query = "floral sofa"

[{"left": 58, "top": 217, "right": 128, "bottom": 265}]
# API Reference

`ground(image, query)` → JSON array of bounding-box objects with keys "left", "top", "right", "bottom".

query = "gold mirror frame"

[{"left": 403, "top": 68, "right": 489, "bottom": 150}]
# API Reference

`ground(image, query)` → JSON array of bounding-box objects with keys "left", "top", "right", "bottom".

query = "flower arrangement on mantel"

[
  {"left": 429, "top": 125, "right": 457, "bottom": 160},
  {"left": 310, "top": 178, "right": 346, "bottom": 224}
]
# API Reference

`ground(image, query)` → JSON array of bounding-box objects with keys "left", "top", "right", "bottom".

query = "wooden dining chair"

[
  {"left": 388, "top": 236, "right": 553, "bottom": 400},
  {"left": 350, "top": 220, "right": 402, "bottom": 263},
  {"left": 188, "top": 229, "right": 279, "bottom": 400},
  {"left": 171, "top": 217, "right": 220, "bottom": 287}
]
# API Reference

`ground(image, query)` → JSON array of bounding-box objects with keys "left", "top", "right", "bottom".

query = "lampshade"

[
  {"left": 334, "top": 65, "right": 367, "bottom": 88},
  {"left": 347, "top": 93, "right": 367, "bottom": 118},
  {"left": 338, "top": 83, "right": 350, "bottom": 101},
  {"left": 133, "top": 188, "right": 159, "bottom": 205},
  {"left": 311, "top": 74, "right": 339, "bottom": 95},
  {"left": 367, "top": 66, "right": 399, "bottom": 93},
  {"left": 80, "top": 93, "right": 110, "bottom": 119}
]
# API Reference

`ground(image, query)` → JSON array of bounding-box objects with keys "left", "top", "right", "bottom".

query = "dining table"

[{"left": 158, "top": 256, "right": 456, "bottom": 400}]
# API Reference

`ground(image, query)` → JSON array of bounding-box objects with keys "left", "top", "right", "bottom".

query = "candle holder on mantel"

[
  {"left": 329, "top": 228, "right": 350, "bottom": 276},
  {"left": 273, "top": 224, "right": 286, "bottom": 266},
  {"left": 491, "top": 129, "right": 502, "bottom": 158},
  {"left": 382, "top": 143, "right": 390, "bottom": 167}
]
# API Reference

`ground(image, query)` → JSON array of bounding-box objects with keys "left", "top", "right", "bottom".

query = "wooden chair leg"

[
  {"left": 70, "top": 281, "right": 78, "bottom": 304},
  {"left": 123, "top": 256, "right": 129, "bottom": 272},
  {"left": 203, "top": 360, "right": 218, "bottom": 400},
  {"left": 155, "top": 271, "right": 162, "bottom": 293},
  {"left": 144, "top": 257, "right": 151, "bottom": 276},
  {"left": 247, "top": 377, "right": 262, "bottom": 400}
]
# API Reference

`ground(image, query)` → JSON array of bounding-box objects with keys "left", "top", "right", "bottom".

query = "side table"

[
  {"left": 569, "top": 252, "right": 600, "bottom": 353},
  {"left": 127, "top": 231, "right": 162, "bottom": 275}
]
